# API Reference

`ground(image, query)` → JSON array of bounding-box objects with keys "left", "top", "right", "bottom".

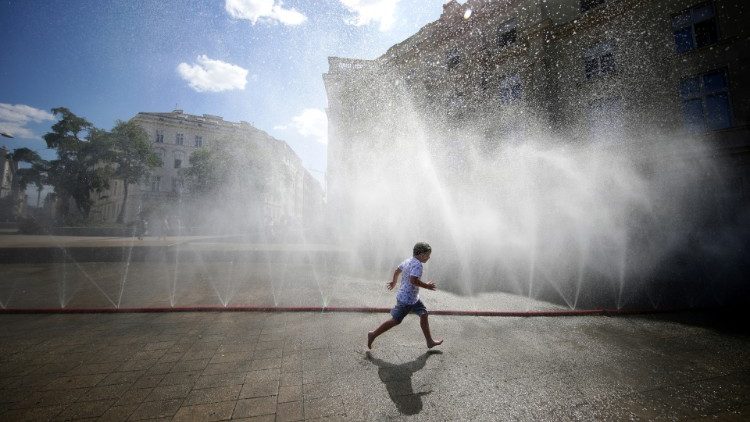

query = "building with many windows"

[
  {"left": 89, "top": 110, "right": 324, "bottom": 235},
  {"left": 324, "top": 0, "right": 748, "bottom": 224}
]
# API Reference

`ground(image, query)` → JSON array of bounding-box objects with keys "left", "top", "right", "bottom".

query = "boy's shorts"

[{"left": 390, "top": 300, "right": 427, "bottom": 323}]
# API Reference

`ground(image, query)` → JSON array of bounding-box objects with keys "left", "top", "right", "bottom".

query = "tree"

[
  {"left": 100, "top": 120, "right": 161, "bottom": 223},
  {"left": 183, "top": 136, "right": 270, "bottom": 197},
  {"left": 8, "top": 148, "right": 49, "bottom": 216},
  {"left": 182, "top": 136, "right": 271, "bottom": 232},
  {"left": 43, "top": 108, "right": 111, "bottom": 220}
]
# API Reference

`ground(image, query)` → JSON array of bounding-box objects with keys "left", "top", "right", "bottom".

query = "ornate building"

[{"left": 89, "top": 110, "right": 324, "bottom": 235}]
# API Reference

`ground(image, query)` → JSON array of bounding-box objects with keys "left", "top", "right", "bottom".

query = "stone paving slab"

[{"left": 1, "top": 311, "right": 748, "bottom": 421}]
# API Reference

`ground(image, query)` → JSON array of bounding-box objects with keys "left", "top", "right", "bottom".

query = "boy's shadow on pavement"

[{"left": 365, "top": 350, "right": 442, "bottom": 415}]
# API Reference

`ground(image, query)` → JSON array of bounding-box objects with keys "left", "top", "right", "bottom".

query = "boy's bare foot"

[
  {"left": 367, "top": 331, "right": 375, "bottom": 349},
  {"left": 427, "top": 339, "right": 443, "bottom": 349}
]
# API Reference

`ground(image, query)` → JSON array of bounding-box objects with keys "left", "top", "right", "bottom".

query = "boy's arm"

[
  {"left": 410, "top": 276, "right": 436, "bottom": 291},
  {"left": 387, "top": 268, "right": 401, "bottom": 290}
]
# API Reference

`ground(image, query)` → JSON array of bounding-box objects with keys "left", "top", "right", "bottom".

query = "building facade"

[
  {"left": 0, "top": 146, "right": 14, "bottom": 201},
  {"left": 324, "top": 0, "right": 749, "bottom": 222},
  {"left": 89, "top": 110, "right": 324, "bottom": 235}
]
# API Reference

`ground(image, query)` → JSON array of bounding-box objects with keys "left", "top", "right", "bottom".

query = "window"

[
  {"left": 194, "top": 135, "right": 203, "bottom": 147},
  {"left": 499, "top": 74, "right": 522, "bottom": 104},
  {"left": 172, "top": 177, "right": 183, "bottom": 193},
  {"left": 497, "top": 18, "right": 517, "bottom": 48},
  {"left": 672, "top": 3, "right": 718, "bottom": 53},
  {"left": 150, "top": 176, "right": 161, "bottom": 192},
  {"left": 446, "top": 48, "right": 460, "bottom": 69},
  {"left": 175, "top": 133, "right": 184, "bottom": 145},
  {"left": 155, "top": 149, "right": 165, "bottom": 167},
  {"left": 588, "top": 97, "right": 624, "bottom": 141},
  {"left": 584, "top": 41, "right": 615, "bottom": 79},
  {"left": 155, "top": 130, "right": 164, "bottom": 143},
  {"left": 174, "top": 150, "right": 184, "bottom": 169},
  {"left": 679, "top": 68, "right": 732, "bottom": 132},
  {"left": 580, "top": 0, "right": 605, "bottom": 12}
]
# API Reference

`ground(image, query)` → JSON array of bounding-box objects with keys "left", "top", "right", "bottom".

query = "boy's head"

[{"left": 413, "top": 242, "right": 432, "bottom": 262}]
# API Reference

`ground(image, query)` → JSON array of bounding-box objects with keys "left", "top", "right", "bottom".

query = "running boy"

[{"left": 367, "top": 242, "right": 443, "bottom": 349}]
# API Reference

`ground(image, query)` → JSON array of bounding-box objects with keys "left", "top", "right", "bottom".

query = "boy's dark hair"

[{"left": 413, "top": 242, "right": 432, "bottom": 256}]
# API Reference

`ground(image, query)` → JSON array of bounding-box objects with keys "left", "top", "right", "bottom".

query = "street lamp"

[{"left": 1, "top": 132, "right": 14, "bottom": 138}]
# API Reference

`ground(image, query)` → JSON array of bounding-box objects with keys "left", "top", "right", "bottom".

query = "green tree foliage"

[
  {"left": 6, "top": 147, "right": 49, "bottom": 217},
  {"left": 183, "top": 148, "right": 226, "bottom": 196},
  {"left": 10, "top": 148, "right": 45, "bottom": 194},
  {"left": 98, "top": 120, "right": 161, "bottom": 223},
  {"left": 43, "top": 107, "right": 111, "bottom": 220},
  {"left": 182, "top": 136, "right": 272, "bottom": 231},
  {"left": 183, "top": 136, "right": 270, "bottom": 197}
]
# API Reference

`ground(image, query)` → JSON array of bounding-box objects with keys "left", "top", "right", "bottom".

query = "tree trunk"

[{"left": 117, "top": 182, "right": 128, "bottom": 224}]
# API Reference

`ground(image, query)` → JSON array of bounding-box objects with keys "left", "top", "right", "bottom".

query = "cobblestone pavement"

[{"left": 1, "top": 311, "right": 748, "bottom": 421}]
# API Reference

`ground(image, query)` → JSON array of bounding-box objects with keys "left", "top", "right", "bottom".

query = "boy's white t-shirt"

[{"left": 396, "top": 257, "right": 423, "bottom": 305}]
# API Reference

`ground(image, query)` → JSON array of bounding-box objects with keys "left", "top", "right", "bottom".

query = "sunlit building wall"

[
  {"left": 324, "top": 0, "right": 749, "bottom": 228},
  {"left": 0, "top": 146, "right": 14, "bottom": 200},
  {"left": 90, "top": 110, "right": 323, "bottom": 230}
]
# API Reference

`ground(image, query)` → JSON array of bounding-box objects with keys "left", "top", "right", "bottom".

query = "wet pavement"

[
  {"left": 1, "top": 311, "right": 749, "bottom": 421},
  {"left": 1, "top": 235, "right": 749, "bottom": 420}
]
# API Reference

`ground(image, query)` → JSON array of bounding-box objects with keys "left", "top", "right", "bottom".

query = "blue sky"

[{"left": 0, "top": 0, "right": 447, "bottom": 184}]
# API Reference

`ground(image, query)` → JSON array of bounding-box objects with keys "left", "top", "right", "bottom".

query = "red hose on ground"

[{"left": 0, "top": 305, "right": 687, "bottom": 316}]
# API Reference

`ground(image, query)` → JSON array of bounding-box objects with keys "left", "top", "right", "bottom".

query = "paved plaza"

[
  {"left": 1, "top": 310, "right": 749, "bottom": 421},
  {"left": 1, "top": 235, "right": 749, "bottom": 420}
]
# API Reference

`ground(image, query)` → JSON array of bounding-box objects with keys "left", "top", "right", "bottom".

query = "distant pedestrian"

[
  {"left": 136, "top": 216, "right": 148, "bottom": 240},
  {"left": 158, "top": 217, "right": 170, "bottom": 240},
  {"left": 368, "top": 242, "right": 443, "bottom": 349}
]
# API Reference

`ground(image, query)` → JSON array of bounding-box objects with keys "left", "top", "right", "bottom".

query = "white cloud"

[
  {"left": 291, "top": 108, "right": 328, "bottom": 145},
  {"left": 339, "top": 0, "right": 400, "bottom": 31},
  {"left": 225, "top": 0, "right": 307, "bottom": 26},
  {"left": 0, "top": 103, "right": 54, "bottom": 139},
  {"left": 177, "top": 55, "right": 249, "bottom": 93}
]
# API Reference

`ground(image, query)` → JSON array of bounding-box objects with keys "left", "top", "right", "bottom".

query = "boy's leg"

[
  {"left": 419, "top": 314, "right": 443, "bottom": 348},
  {"left": 368, "top": 318, "right": 400, "bottom": 349}
]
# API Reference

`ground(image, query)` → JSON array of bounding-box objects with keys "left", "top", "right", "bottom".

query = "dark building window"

[
  {"left": 195, "top": 135, "right": 203, "bottom": 147},
  {"left": 584, "top": 41, "right": 615, "bottom": 79},
  {"left": 497, "top": 18, "right": 517, "bottom": 48},
  {"left": 155, "top": 130, "right": 164, "bottom": 143},
  {"left": 580, "top": 0, "right": 605, "bottom": 13},
  {"left": 175, "top": 133, "right": 184, "bottom": 145},
  {"left": 672, "top": 2, "right": 718, "bottom": 53},
  {"left": 446, "top": 48, "right": 460, "bottom": 69},
  {"left": 499, "top": 74, "right": 522, "bottom": 104},
  {"left": 150, "top": 176, "right": 160, "bottom": 192},
  {"left": 174, "top": 151, "right": 184, "bottom": 169},
  {"left": 680, "top": 68, "right": 732, "bottom": 131}
]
